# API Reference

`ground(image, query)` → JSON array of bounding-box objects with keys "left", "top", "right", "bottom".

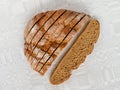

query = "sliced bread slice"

[{"left": 50, "top": 19, "right": 100, "bottom": 85}]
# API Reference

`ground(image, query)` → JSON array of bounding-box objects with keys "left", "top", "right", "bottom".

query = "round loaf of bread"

[{"left": 24, "top": 9, "right": 100, "bottom": 84}]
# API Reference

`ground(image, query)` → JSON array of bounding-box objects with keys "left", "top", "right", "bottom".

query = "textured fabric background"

[{"left": 0, "top": 0, "right": 120, "bottom": 90}]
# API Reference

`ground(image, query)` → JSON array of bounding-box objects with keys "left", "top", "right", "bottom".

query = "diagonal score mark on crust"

[
  {"left": 24, "top": 12, "right": 46, "bottom": 40},
  {"left": 25, "top": 11, "right": 56, "bottom": 44},
  {"left": 24, "top": 11, "right": 56, "bottom": 56},
  {"left": 40, "top": 15, "right": 91, "bottom": 75},
  {"left": 26, "top": 10, "right": 67, "bottom": 61},
  {"left": 50, "top": 20, "right": 100, "bottom": 85},
  {"left": 38, "top": 15, "right": 88, "bottom": 75},
  {"left": 30, "top": 11, "right": 74, "bottom": 66},
  {"left": 31, "top": 11, "right": 80, "bottom": 70}
]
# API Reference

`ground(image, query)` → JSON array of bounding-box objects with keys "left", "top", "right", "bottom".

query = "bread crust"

[{"left": 24, "top": 12, "right": 45, "bottom": 40}]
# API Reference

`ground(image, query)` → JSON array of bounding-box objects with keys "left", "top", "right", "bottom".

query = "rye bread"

[{"left": 50, "top": 20, "right": 100, "bottom": 85}]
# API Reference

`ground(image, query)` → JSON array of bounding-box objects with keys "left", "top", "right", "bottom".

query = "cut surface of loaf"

[
  {"left": 50, "top": 20, "right": 100, "bottom": 85},
  {"left": 24, "top": 9, "right": 92, "bottom": 75}
]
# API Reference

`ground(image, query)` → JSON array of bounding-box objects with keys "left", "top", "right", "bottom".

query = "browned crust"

[
  {"left": 24, "top": 9, "right": 66, "bottom": 60},
  {"left": 50, "top": 19, "right": 100, "bottom": 85},
  {"left": 24, "top": 11, "right": 56, "bottom": 56},
  {"left": 25, "top": 11, "right": 56, "bottom": 44},
  {"left": 24, "top": 12, "right": 46, "bottom": 40}
]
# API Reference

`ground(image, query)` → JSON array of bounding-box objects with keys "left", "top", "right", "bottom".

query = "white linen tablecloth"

[{"left": 0, "top": 0, "right": 120, "bottom": 90}]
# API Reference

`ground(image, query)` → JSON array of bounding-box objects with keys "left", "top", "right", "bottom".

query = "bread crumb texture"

[{"left": 50, "top": 20, "right": 100, "bottom": 85}]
